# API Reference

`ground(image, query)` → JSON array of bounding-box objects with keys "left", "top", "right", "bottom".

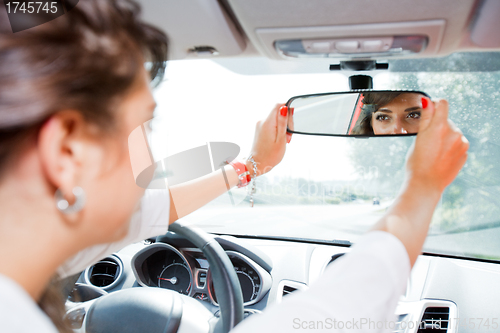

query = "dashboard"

[
  {"left": 130, "top": 242, "right": 272, "bottom": 306},
  {"left": 78, "top": 232, "right": 500, "bottom": 333}
]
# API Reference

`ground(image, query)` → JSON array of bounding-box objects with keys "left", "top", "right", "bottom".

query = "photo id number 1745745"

[{"left": 5, "top": 1, "right": 59, "bottom": 14}]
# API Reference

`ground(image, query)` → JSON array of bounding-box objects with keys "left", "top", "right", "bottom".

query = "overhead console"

[
  {"left": 276, "top": 35, "right": 429, "bottom": 59},
  {"left": 262, "top": 21, "right": 445, "bottom": 60},
  {"left": 224, "top": 0, "right": 481, "bottom": 60}
]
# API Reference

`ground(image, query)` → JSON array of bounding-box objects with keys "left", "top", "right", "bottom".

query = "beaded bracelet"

[{"left": 247, "top": 155, "right": 258, "bottom": 207}]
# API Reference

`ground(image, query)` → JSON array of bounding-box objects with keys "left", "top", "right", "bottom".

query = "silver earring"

[{"left": 55, "top": 187, "right": 86, "bottom": 214}]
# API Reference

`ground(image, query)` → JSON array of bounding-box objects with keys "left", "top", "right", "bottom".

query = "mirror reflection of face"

[{"left": 371, "top": 93, "right": 424, "bottom": 135}]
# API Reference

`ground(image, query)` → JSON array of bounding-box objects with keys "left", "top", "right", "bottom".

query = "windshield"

[{"left": 151, "top": 53, "right": 500, "bottom": 261}]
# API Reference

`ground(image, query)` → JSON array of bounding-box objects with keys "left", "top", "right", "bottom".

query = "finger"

[
  {"left": 449, "top": 137, "right": 470, "bottom": 164},
  {"left": 288, "top": 107, "right": 295, "bottom": 132},
  {"left": 277, "top": 105, "right": 288, "bottom": 139},
  {"left": 457, "top": 152, "right": 468, "bottom": 171},
  {"left": 450, "top": 132, "right": 467, "bottom": 151},
  {"left": 447, "top": 119, "right": 462, "bottom": 134},
  {"left": 461, "top": 133, "right": 470, "bottom": 147},
  {"left": 267, "top": 103, "right": 283, "bottom": 125},
  {"left": 286, "top": 108, "right": 293, "bottom": 144},
  {"left": 418, "top": 96, "right": 434, "bottom": 132},
  {"left": 429, "top": 99, "right": 449, "bottom": 128},
  {"left": 457, "top": 134, "right": 470, "bottom": 154}
]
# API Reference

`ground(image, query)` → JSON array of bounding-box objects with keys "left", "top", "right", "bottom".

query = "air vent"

[
  {"left": 418, "top": 307, "right": 449, "bottom": 332},
  {"left": 327, "top": 253, "right": 345, "bottom": 266},
  {"left": 282, "top": 285, "right": 297, "bottom": 297},
  {"left": 85, "top": 255, "right": 122, "bottom": 289},
  {"left": 276, "top": 280, "right": 308, "bottom": 303},
  {"left": 394, "top": 314, "right": 409, "bottom": 333}
]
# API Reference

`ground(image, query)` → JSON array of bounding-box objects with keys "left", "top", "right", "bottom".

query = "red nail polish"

[
  {"left": 421, "top": 97, "right": 428, "bottom": 109},
  {"left": 286, "top": 134, "right": 292, "bottom": 144},
  {"left": 280, "top": 106, "right": 288, "bottom": 117}
]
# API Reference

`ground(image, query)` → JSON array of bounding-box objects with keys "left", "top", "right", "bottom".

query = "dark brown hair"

[
  {"left": 39, "top": 277, "right": 72, "bottom": 332},
  {"left": 351, "top": 92, "right": 404, "bottom": 135},
  {"left": 0, "top": 1, "right": 168, "bottom": 331},
  {"left": 0, "top": 0, "right": 168, "bottom": 174}
]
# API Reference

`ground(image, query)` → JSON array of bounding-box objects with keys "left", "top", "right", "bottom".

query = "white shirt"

[
  {"left": 0, "top": 188, "right": 410, "bottom": 333},
  {"left": 231, "top": 231, "right": 410, "bottom": 333},
  {"left": 0, "top": 274, "right": 59, "bottom": 333}
]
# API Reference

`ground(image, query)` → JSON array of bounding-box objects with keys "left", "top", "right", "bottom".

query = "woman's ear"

[{"left": 37, "top": 111, "right": 99, "bottom": 202}]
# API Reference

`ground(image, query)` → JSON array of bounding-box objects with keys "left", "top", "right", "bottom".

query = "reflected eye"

[
  {"left": 407, "top": 111, "right": 421, "bottom": 120},
  {"left": 375, "top": 114, "right": 391, "bottom": 122}
]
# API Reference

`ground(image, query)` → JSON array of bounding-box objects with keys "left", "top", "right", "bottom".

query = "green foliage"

[{"left": 350, "top": 61, "right": 500, "bottom": 236}]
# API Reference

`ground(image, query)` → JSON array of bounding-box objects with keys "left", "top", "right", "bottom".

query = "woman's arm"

[
  {"left": 169, "top": 103, "right": 290, "bottom": 222},
  {"left": 371, "top": 98, "right": 469, "bottom": 267},
  {"left": 168, "top": 164, "right": 239, "bottom": 222},
  {"left": 59, "top": 104, "right": 290, "bottom": 276}
]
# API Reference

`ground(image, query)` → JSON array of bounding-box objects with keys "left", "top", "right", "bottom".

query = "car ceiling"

[{"left": 136, "top": 0, "right": 500, "bottom": 62}]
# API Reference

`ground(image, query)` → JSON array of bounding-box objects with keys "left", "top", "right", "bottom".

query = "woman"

[
  {"left": 351, "top": 92, "right": 427, "bottom": 135},
  {"left": 0, "top": 1, "right": 288, "bottom": 332},
  {"left": 0, "top": 1, "right": 469, "bottom": 332}
]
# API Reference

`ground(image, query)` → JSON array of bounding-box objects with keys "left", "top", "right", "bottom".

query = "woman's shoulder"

[{"left": 0, "top": 274, "right": 58, "bottom": 333}]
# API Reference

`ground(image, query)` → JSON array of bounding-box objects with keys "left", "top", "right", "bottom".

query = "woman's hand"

[
  {"left": 373, "top": 98, "right": 469, "bottom": 267},
  {"left": 405, "top": 98, "right": 469, "bottom": 194},
  {"left": 246, "top": 104, "right": 291, "bottom": 176}
]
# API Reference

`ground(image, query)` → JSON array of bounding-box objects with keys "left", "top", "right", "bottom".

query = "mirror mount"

[
  {"left": 349, "top": 75, "right": 373, "bottom": 89},
  {"left": 329, "top": 60, "right": 389, "bottom": 71}
]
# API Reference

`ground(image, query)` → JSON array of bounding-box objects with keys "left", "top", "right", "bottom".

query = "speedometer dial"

[
  {"left": 208, "top": 252, "right": 266, "bottom": 305},
  {"left": 131, "top": 243, "right": 194, "bottom": 296},
  {"left": 158, "top": 263, "right": 192, "bottom": 295},
  {"left": 234, "top": 265, "right": 259, "bottom": 302}
]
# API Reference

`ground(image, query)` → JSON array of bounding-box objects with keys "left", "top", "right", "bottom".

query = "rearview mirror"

[{"left": 286, "top": 90, "right": 430, "bottom": 137}]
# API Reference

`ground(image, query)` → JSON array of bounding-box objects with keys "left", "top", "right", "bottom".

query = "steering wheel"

[{"left": 69, "top": 223, "right": 244, "bottom": 333}]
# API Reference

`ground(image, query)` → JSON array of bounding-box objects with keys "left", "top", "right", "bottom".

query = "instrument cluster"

[{"left": 131, "top": 243, "right": 272, "bottom": 306}]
